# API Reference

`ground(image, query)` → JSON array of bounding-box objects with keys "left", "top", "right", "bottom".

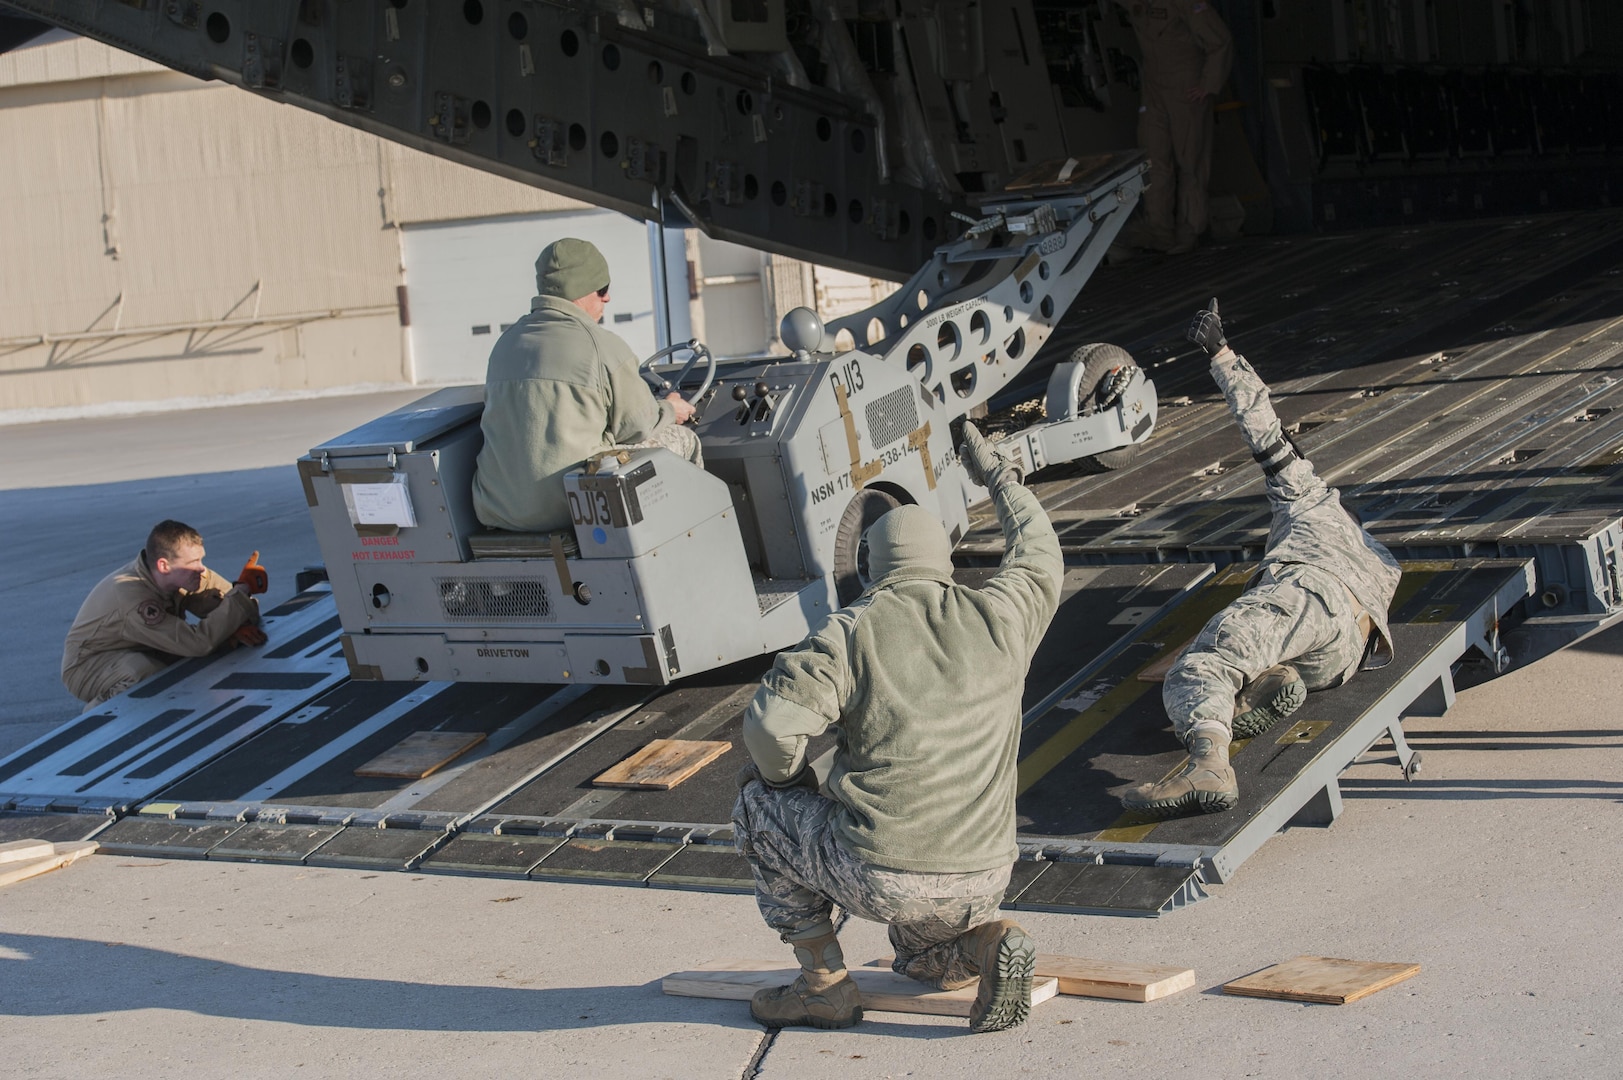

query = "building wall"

[
  {"left": 0, "top": 37, "right": 894, "bottom": 419},
  {"left": 0, "top": 37, "right": 586, "bottom": 417}
]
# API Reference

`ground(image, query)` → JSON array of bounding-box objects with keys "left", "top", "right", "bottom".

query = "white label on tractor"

[{"left": 343, "top": 476, "right": 418, "bottom": 528}]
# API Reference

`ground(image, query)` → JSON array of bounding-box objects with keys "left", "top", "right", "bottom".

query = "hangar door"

[{"left": 400, "top": 209, "right": 658, "bottom": 385}]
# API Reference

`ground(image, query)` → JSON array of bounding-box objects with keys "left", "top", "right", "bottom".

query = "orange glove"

[
  {"left": 232, "top": 623, "right": 267, "bottom": 648},
  {"left": 236, "top": 551, "right": 269, "bottom": 595}
]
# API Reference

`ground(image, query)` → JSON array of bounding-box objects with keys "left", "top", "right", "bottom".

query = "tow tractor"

[{"left": 301, "top": 152, "right": 1158, "bottom": 687}]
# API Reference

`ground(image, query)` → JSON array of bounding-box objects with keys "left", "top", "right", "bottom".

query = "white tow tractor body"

[{"left": 300, "top": 152, "right": 1158, "bottom": 687}]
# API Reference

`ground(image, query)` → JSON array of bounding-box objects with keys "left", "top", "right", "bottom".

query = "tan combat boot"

[
  {"left": 1233, "top": 663, "right": 1305, "bottom": 738},
  {"left": 749, "top": 923, "right": 863, "bottom": 1030},
  {"left": 952, "top": 919, "right": 1036, "bottom": 1033},
  {"left": 1119, "top": 731, "right": 1239, "bottom": 818}
]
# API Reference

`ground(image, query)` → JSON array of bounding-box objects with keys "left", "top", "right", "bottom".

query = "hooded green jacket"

[
  {"left": 472, "top": 295, "right": 676, "bottom": 533},
  {"left": 742, "top": 482, "right": 1062, "bottom": 874}
]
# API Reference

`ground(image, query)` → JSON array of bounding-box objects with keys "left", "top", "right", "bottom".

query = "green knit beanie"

[
  {"left": 536, "top": 237, "right": 611, "bottom": 300},
  {"left": 864, "top": 505, "right": 954, "bottom": 584}
]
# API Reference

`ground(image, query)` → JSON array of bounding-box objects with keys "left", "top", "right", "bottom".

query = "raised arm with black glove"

[
  {"left": 959, "top": 422, "right": 1023, "bottom": 496},
  {"left": 1187, "top": 297, "right": 1229, "bottom": 357}
]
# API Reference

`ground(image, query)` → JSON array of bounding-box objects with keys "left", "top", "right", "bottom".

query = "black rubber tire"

[
  {"left": 1067, "top": 341, "right": 1144, "bottom": 472},
  {"left": 831, "top": 488, "right": 902, "bottom": 606}
]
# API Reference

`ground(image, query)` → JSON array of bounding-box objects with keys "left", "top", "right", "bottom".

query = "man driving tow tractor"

[{"left": 472, "top": 237, "right": 702, "bottom": 534}]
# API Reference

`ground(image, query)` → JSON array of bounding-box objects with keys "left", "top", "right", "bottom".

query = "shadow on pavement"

[{"left": 0, "top": 932, "right": 976, "bottom": 1038}]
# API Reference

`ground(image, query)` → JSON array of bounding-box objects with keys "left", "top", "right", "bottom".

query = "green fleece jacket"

[
  {"left": 472, "top": 295, "right": 676, "bottom": 533},
  {"left": 742, "top": 482, "right": 1063, "bottom": 874}
]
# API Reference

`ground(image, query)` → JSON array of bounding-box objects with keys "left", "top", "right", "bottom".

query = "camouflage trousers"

[
  {"left": 1164, "top": 561, "right": 1368, "bottom": 740},
  {"left": 733, "top": 778, "right": 1011, "bottom": 989},
  {"left": 613, "top": 423, "right": 703, "bottom": 468}
]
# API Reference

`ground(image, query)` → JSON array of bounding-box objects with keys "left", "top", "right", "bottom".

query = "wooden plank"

[
  {"left": 0, "top": 839, "right": 55, "bottom": 865},
  {"left": 664, "top": 959, "right": 1059, "bottom": 1017},
  {"left": 1223, "top": 956, "right": 1421, "bottom": 1005},
  {"left": 354, "top": 731, "right": 486, "bottom": 779},
  {"left": 593, "top": 739, "right": 732, "bottom": 790},
  {"left": 0, "top": 841, "right": 98, "bottom": 888},
  {"left": 1034, "top": 955, "right": 1194, "bottom": 1001},
  {"left": 868, "top": 954, "right": 1193, "bottom": 1002}
]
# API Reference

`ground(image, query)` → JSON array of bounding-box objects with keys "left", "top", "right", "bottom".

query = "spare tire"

[{"left": 1064, "top": 342, "right": 1144, "bottom": 472}]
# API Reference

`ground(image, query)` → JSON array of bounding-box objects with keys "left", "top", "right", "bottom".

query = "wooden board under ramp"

[
  {"left": 0, "top": 841, "right": 98, "bottom": 888},
  {"left": 0, "top": 839, "right": 56, "bottom": 866},
  {"left": 354, "top": 731, "right": 487, "bottom": 779},
  {"left": 1223, "top": 956, "right": 1421, "bottom": 1004},
  {"left": 593, "top": 739, "right": 731, "bottom": 790},
  {"left": 868, "top": 955, "right": 1193, "bottom": 1002},
  {"left": 664, "top": 959, "right": 1059, "bottom": 1017}
]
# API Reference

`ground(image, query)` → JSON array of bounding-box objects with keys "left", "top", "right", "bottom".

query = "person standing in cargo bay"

[
  {"left": 1108, "top": 0, "right": 1233, "bottom": 254},
  {"left": 471, "top": 237, "right": 701, "bottom": 533},
  {"left": 731, "top": 425, "right": 1062, "bottom": 1034},
  {"left": 62, "top": 520, "right": 264, "bottom": 707},
  {"left": 1121, "top": 300, "right": 1401, "bottom": 817}
]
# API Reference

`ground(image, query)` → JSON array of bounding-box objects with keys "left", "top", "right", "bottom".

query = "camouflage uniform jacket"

[
  {"left": 472, "top": 295, "right": 678, "bottom": 533},
  {"left": 61, "top": 553, "right": 256, "bottom": 702},
  {"left": 1212, "top": 348, "right": 1402, "bottom": 662},
  {"left": 741, "top": 482, "right": 1063, "bottom": 875}
]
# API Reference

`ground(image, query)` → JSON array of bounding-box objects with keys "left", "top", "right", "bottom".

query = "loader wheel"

[
  {"left": 832, "top": 488, "right": 902, "bottom": 606},
  {"left": 1068, "top": 342, "right": 1143, "bottom": 473}
]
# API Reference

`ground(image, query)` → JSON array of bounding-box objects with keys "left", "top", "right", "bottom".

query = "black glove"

[
  {"left": 1187, "top": 297, "right": 1227, "bottom": 356},
  {"left": 959, "top": 422, "right": 1022, "bottom": 491}
]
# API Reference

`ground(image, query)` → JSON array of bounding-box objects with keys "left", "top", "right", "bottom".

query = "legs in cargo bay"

[
  {"left": 1121, "top": 300, "right": 1401, "bottom": 818},
  {"left": 733, "top": 776, "right": 1027, "bottom": 1033}
]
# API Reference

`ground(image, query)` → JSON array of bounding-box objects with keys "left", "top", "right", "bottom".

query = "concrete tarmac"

[{"left": 2, "top": 394, "right": 1620, "bottom": 1079}]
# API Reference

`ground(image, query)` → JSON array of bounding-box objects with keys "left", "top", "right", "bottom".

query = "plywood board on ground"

[
  {"left": 1033, "top": 955, "right": 1194, "bottom": 1001},
  {"left": 1224, "top": 956, "right": 1420, "bottom": 1004},
  {"left": 664, "top": 959, "right": 1058, "bottom": 1017},
  {"left": 354, "top": 731, "right": 486, "bottom": 779},
  {"left": 0, "top": 839, "right": 55, "bottom": 865},
  {"left": 868, "top": 955, "right": 1192, "bottom": 1002},
  {"left": 593, "top": 739, "right": 731, "bottom": 790},
  {"left": 0, "top": 841, "right": 98, "bottom": 888}
]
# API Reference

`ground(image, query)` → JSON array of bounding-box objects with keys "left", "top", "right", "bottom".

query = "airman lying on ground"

[{"left": 1122, "top": 299, "right": 1402, "bottom": 817}]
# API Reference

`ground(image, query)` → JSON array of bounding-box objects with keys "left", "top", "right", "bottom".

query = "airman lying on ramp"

[{"left": 1122, "top": 300, "right": 1401, "bottom": 817}]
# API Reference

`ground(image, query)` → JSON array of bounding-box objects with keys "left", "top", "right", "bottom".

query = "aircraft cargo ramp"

[{"left": 3, "top": 211, "right": 1620, "bottom": 917}]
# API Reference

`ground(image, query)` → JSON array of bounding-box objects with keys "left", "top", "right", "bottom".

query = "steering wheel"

[{"left": 639, "top": 339, "right": 717, "bottom": 402}]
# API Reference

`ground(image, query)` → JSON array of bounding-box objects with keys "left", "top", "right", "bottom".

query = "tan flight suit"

[
  {"left": 472, "top": 295, "right": 702, "bottom": 534},
  {"left": 61, "top": 553, "right": 258, "bottom": 706},
  {"left": 1114, "top": 0, "right": 1233, "bottom": 249}
]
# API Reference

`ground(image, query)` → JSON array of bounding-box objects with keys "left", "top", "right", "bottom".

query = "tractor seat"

[{"left": 468, "top": 529, "right": 580, "bottom": 561}]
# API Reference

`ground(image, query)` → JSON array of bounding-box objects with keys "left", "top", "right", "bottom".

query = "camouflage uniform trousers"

[
  {"left": 733, "top": 778, "right": 1011, "bottom": 989},
  {"left": 1163, "top": 561, "right": 1368, "bottom": 741},
  {"left": 613, "top": 423, "right": 703, "bottom": 468}
]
